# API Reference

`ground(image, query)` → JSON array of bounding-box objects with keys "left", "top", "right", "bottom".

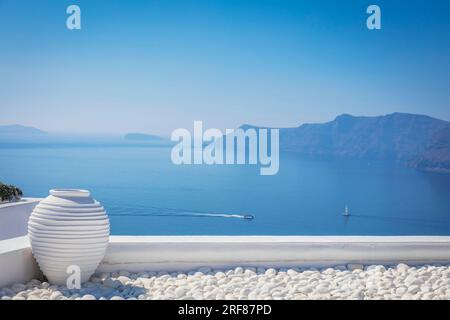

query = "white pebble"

[
  {"left": 265, "top": 268, "right": 277, "bottom": 276},
  {"left": 117, "top": 276, "right": 131, "bottom": 285},
  {"left": 397, "top": 263, "right": 410, "bottom": 272},
  {"left": 175, "top": 287, "right": 187, "bottom": 298},
  {"left": 50, "top": 291, "right": 62, "bottom": 300},
  {"left": 41, "top": 282, "right": 50, "bottom": 289},
  {"left": 347, "top": 264, "right": 364, "bottom": 271}
]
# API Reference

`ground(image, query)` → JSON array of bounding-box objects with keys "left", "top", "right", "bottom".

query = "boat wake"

[{"left": 109, "top": 205, "right": 253, "bottom": 220}]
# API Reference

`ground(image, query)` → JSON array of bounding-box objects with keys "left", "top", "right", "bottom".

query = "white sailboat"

[{"left": 343, "top": 205, "right": 350, "bottom": 216}]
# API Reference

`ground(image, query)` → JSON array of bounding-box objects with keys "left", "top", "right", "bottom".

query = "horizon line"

[{"left": 0, "top": 111, "right": 449, "bottom": 136}]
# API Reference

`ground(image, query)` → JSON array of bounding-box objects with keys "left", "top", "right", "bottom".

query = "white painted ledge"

[
  {"left": 0, "top": 198, "right": 42, "bottom": 240},
  {"left": 98, "top": 236, "right": 450, "bottom": 273},
  {"left": 0, "top": 236, "right": 41, "bottom": 288},
  {"left": 2, "top": 235, "right": 450, "bottom": 287}
]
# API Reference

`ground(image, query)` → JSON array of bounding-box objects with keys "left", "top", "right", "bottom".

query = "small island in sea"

[{"left": 0, "top": 124, "right": 47, "bottom": 138}]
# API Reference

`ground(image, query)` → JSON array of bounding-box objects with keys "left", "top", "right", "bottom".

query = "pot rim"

[{"left": 49, "top": 189, "right": 91, "bottom": 198}]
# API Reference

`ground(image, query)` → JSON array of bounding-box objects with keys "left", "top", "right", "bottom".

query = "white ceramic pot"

[{"left": 28, "top": 189, "right": 110, "bottom": 285}]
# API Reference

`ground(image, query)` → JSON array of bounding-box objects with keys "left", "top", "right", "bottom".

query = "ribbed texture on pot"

[{"left": 28, "top": 189, "right": 110, "bottom": 285}]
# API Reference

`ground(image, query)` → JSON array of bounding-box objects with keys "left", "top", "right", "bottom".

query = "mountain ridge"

[{"left": 241, "top": 112, "right": 450, "bottom": 173}]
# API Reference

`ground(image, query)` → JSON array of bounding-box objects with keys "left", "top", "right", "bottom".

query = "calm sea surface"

[{"left": 1, "top": 145, "right": 450, "bottom": 235}]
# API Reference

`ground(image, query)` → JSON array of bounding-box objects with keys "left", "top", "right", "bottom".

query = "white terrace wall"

[
  {"left": 0, "top": 237, "right": 41, "bottom": 288},
  {"left": 98, "top": 236, "right": 450, "bottom": 273},
  {"left": 1, "top": 235, "right": 450, "bottom": 288},
  {"left": 0, "top": 198, "right": 41, "bottom": 241}
]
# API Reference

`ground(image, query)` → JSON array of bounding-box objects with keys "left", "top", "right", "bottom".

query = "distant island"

[
  {"left": 0, "top": 125, "right": 170, "bottom": 146},
  {"left": 242, "top": 113, "right": 450, "bottom": 174},
  {"left": 0, "top": 124, "right": 47, "bottom": 136},
  {"left": 124, "top": 133, "right": 164, "bottom": 141}
]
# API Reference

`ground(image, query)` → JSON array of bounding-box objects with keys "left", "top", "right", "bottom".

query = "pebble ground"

[{"left": 1, "top": 264, "right": 450, "bottom": 300}]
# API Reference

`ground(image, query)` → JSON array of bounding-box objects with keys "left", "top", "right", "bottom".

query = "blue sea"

[{"left": 1, "top": 145, "right": 450, "bottom": 235}]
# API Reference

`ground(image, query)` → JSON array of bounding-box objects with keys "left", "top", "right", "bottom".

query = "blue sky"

[{"left": 0, "top": 0, "right": 449, "bottom": 135}]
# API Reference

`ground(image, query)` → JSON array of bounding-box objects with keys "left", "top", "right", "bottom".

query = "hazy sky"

[{"left": 0, "top": 0, "right": 449, "bottom": 135}]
